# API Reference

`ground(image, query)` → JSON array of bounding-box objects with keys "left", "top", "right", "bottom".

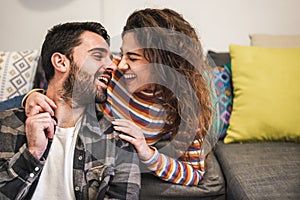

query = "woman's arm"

[
  {"left": 21, "top": 89, "right": 57, "bottom": 117},
  {"left": 142, "top": 139, "right": 205, "bottom": 185},
  {"left": 0, "top": 95, "right": 25, "bottom": 111},
  {"left": 112, "top": 119, "right": 205, "bottom": 186}
]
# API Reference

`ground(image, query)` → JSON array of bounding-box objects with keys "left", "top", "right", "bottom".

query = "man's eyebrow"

[{"left": 88, "top": 48, "right": 108, "bottom": 53}]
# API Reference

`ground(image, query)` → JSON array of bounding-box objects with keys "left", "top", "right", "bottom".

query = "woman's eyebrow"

[
  {"left": 120, "top": 47, "right": 142, "bottom": 57},
  {"left": 126, "top": 52, "right": 141, "bottom": 57}
]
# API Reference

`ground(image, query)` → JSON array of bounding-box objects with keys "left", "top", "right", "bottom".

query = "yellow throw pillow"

[{"left": 224, "top": 45, "right": 300, "bottom": 143}]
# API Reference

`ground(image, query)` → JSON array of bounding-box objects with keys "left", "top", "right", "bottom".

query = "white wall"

[
  {"left": 102, "top": 0, "right": 300, "bottom": 52},
  {"left": 0, "top": 0, "right": 102, "bottom": 51},
  {"left": 1, "top": 0, "right": 300, "bottom": 52}
]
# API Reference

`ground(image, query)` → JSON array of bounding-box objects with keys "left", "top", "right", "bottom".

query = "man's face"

[{"left": 63, "top": 31, "right": 117, "bottom": 106}]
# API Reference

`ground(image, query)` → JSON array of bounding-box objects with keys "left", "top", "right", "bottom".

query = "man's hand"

[
  {"left": 25, "top": 92, "right": 57, "bottom": 117},
  {"left": 25, "top": 112, "right": 56, "bottom": 160}
]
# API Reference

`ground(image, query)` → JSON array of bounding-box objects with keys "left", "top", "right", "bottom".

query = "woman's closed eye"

[{"left": 128, "top": 57, "right": 138, "bottom": 61}]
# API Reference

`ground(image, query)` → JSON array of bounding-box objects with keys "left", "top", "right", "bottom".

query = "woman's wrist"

[
  {"left": 140, "top": 146, "right": 157, "bottom": 162},
  {"left": 21, "top": 88, "right": 45, "bottom": 108}
]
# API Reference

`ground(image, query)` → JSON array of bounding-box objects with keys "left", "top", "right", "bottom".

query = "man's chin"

[{"left": 95, "top": 93, "right": 107, "bottom": 104}]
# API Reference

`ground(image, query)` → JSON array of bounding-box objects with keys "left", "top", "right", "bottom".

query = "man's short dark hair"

[{"left": 41, "top": 22, "right": 110, "bottom": 82}]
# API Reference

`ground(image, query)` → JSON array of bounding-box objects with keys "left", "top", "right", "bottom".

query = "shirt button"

[
  {"left": 75, "top": 186, "right": 80, "bottom": 191},
  {"left": 78, "top": 156, "right": 83, "bottom": 161},
  {"left": 29, "top": 173, "right": 34, "bottom": 178},
  {"left": 34, "top": 167, "right": 39, "bottom": 171}
]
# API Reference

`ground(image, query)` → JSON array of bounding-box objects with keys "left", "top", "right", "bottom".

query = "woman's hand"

[
  {"left": 25, "top": 92, "right": 57, "bottom": 117},
  {"left": 112, "top": 119, "right": 154, "bottom": 161}
]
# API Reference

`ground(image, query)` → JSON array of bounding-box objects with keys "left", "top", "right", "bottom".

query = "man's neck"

[
  {"left": 46, "top": 87, "right": 84, "bottom": 128},
  {"left": 55, "top": 106, "right": 84, "bottom": 128}
]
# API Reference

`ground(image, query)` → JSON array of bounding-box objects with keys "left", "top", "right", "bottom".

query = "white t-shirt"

[{"left": 31, "top": 119, "right": 82, "bottom": 200}]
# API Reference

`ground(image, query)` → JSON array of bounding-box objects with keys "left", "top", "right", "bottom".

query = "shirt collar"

[{"left": 80, "top": 103, "right": 113, "bottom": 136}]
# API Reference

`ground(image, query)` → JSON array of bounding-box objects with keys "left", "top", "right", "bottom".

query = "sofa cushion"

[
  {"left": 249, "top": 34, "right": 300, "bottom": 48},
  {"left": 215, "top": 141, "right": 300, "bottom": 200},
  {"left": 225, "top": 45, "right": 300, "bottom": 143},
  {"left": 207, "top": 50, "right": 231, "bottom": 67},
  {"left": 140, "top": 151, "right": 225, "bottom": 200},
  {"left": 0, "top": 50, "right": 39, "bottom": 102}
]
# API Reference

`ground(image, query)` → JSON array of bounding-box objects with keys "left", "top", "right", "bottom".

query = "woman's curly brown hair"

[{"left": 122, "top": 8, "right": 215, "bottom": 164}]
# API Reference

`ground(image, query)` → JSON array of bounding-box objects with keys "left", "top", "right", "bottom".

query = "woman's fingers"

[
  {"left": 112, "top": 119, "right": 143, "bottom": 138},
  {"left": 113, "top": 125, "right": 132, "bottom": 135},
  {"left": 26, "top": 92, "right": 57, "bottom": 117},
  {"left": 112, "top": 118, "right": 140, "bottom": 129},
  {"left": 112, "top": 118, "right": 155, "bottom": 161}
]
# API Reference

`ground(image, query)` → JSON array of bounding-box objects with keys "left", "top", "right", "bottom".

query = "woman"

[{"left": 24, "top": 8, "right": 220, "bottom": 186}]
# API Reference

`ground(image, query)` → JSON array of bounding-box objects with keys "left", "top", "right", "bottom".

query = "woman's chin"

[{"left": 127, "top": 86, "right": 149, "bottom": 94}]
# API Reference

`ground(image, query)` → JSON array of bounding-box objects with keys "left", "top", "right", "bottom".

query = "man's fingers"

[{"left": 44, "top": 119, "right": 56, "bottom": 139}]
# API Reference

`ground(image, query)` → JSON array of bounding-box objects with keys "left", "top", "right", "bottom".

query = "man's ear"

[{"left": 51, "top": 52, "right": 69, "bottom": 72}]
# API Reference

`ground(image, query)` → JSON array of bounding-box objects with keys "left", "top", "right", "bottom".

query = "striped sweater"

[{"left": 99, "top": 70, "right": 205, "bottom": 185}]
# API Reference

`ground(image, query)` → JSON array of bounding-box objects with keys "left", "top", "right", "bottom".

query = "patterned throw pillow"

[
  {"left": 0, "top": 50, "right": 39, "bottom": 102},
  {"left": 213, "top": 63, "right": 233, "bottom": 139},
  {"left": 33, "top": 57, "right": 48, "bottom": 90}
]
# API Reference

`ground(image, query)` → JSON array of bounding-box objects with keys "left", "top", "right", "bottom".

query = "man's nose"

[{"left": 103, "top": 56, "right": 117, "bottom": 71}]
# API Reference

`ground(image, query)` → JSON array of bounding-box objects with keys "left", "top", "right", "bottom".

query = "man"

[{"left": 0, "top": 22, "right": 140, "bottom": 199}]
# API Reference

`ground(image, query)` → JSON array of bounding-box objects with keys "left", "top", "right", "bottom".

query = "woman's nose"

[{"left": 118, "top": 57, "right": 129, "bottom": 71}]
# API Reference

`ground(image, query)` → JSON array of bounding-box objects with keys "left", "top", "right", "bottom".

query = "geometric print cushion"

[
  {"left": 213, "top": 63, "right": 233, "bottom": 139},
  {"left": 0, "top": 50, "right": 39, "bottom": 102}
]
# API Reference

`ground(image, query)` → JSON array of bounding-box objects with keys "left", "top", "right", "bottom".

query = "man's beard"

[{"left": 62, "top": 62, "right": 107, "bottom": 108}]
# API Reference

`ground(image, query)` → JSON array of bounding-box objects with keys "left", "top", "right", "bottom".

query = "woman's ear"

[{"left": 51, "top": 52, "right": 69, "bottom": 73}]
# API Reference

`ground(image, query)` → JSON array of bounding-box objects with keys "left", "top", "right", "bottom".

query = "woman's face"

[{"left": 118, "top": 32, "right": 154, "bottom": 94}]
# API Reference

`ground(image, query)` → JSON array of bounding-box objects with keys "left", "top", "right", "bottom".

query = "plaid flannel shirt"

[{"left": 0, "top": 105, "right": 140, "bottom": 200}]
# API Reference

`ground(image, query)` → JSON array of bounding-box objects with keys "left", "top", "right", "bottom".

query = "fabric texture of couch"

[{"left": 215, "top": 141, "right": 300, "bottom": 199}]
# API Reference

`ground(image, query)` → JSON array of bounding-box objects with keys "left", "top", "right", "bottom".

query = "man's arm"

[
  {"left": 0, "top": 109, "right": 55, "bottom": 199},
  {"left": 0, "top": 109, "right": 45, "bottom": 199},
  {"left": 0, "top": 144, "right": 44, "bottom": 200}
]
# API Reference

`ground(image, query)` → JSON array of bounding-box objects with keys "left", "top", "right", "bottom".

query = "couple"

[{"left": 0, "top": 8, "right": 219, "bottom": 199}]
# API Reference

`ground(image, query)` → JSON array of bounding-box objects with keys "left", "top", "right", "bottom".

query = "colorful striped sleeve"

[{"left": 141, "top": 139, "right": 205, "bottom": 186}]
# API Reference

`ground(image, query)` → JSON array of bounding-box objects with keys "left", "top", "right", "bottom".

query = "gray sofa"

[
  {"left": 215, "top": 141, "right": 300, "bottom": 199},
  {"left": 140, "top": 141, "right": 300, "bottom": 200}
]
